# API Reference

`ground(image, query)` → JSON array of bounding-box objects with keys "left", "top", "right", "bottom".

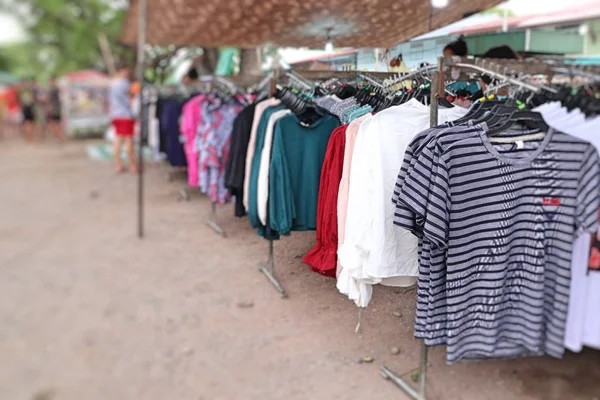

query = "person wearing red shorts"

[{"left": 109, "top": 65, "right": 137, "bottom": 173}]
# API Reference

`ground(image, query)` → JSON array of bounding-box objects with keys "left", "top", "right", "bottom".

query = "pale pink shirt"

[
  {"left": 336, "top": 113, "right": 372, "bottom": 278},
  {"left": 243, "top": 98, "right": 281, "bottom": 211}
]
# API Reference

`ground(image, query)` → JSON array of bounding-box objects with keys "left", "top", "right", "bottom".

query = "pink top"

[
  {"left": 336, "top": 113, "right": 372, "bottom": 278},
  {"left": 180, "top": 94, "right": 205, "bottom": 187},
  {"left": 242, "top": 98, "right": 281, "bottom": 211}
]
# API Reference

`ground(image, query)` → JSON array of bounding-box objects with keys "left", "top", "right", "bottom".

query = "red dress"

[{"left": 303, "top": 124, "right": 348, "bottom": 277}]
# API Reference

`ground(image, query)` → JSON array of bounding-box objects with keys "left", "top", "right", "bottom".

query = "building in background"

[
  {"left": 353, "top": 2, "right": 600, "bottom": 71},
  {"left": 453, "top": 2, "right": 600, "bottom": 57},
  {"left": 284, "top": 49, "right": 358, "bottom": 71}
]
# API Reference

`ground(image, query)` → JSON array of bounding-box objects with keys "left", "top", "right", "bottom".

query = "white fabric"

[
  {"left": 243, "top": 98, "right": 281, "bottom": 211},
  {"left": 535, "top": 105, "right": 600, "bottom": 352},
  {"left": 337, "top": 99, "right": 468, "bottom": 307},
  {"left": 257, "top": 110, "right": 292, "bottom": 226}
]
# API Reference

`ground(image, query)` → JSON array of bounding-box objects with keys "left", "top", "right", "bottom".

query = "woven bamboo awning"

[{"left": 121, "top": 0, "right": 503, "bottom": 48}]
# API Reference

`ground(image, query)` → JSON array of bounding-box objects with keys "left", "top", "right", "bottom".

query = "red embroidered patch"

[{"left": 542, "top": 197, "right": 560, "bottom": 206}]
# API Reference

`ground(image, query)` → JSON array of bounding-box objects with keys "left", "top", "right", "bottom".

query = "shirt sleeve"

[
  {"left": 268, "top": 126, "right": 295, "bottom": 235},
  {"left": 576, "top": 145, "right": 600, "bottom": 234},
  {"left": 258, "top": 113, "right": 287, "bottom": 226},
  {"left": 398, "top": 143, "right": 450, "bottom": 250}
]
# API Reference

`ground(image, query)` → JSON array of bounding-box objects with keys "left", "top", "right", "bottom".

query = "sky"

[{"left": 0, "top": 0, "right": 591, "bottom": 45}]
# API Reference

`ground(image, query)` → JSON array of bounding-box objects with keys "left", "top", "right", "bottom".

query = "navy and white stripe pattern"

[
  {"left": 392, "top": 123, "right": 487, "bottom": 345},
  {"left": 393, "top": 125, "right": 540, "bottom": 346},
  {"left": 395, "top": 128, "right": 600, "bottom": 364}
]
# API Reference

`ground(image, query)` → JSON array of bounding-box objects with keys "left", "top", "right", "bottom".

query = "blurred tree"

[
  {"left": 0, "top": 52, "right": 13, "bottom": 71},
  {"left": 0, "top": 0, "right": 129, "bottom": 77}
]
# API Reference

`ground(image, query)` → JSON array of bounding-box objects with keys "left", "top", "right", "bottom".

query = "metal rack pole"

[
  {"left": 136, "top": 0, "right": 147, "bottom": 239},
  {"left": 259, "top": 240, "right": 287, "bottom": 298},
  {"left": 206, "top": 202, "right": 227, "bottom": 237},
  {"left": 381, "top": 55, "right": 444, "bottom": 400},
  {"left": 257, "top": 72, "right": 287, "bottom": 299}
]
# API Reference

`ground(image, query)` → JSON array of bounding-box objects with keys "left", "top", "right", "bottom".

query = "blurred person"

[
  {"left": 109, "top": 65, "right": 137, "bottom": 173},
  {"left": 18, "top": 79, "right": 37, "bottom": 142},
  {"left": 43, "top": 76, "right": 64, "bottom": 143},
  {"left": 443, "top": 38, "right": 468, "bottom": 57},
  {"left": 0, "top": 85, "right": 20, "bottom": 138},
  {"left": 479, "top": 45, "right": 521, "bottom": 96},
  {"left": 182, "top": 67, "right": 199, "bottom": 85}
]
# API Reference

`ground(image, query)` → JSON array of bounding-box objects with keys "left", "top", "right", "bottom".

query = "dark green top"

[
  {"left": 269, "top": 114, "right": 340, "bottom": 235},
  {"left": 247, "top": 104, "right": 286, "bottom": 237}
]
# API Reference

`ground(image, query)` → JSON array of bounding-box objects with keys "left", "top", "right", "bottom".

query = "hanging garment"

[
  {"left": 392, "top": 122, "right": 492, "bottom": 346},
  {"left": 268, "top": 114, "right": 341, "bottom": 235},
  {"left": 330, "top": 97, "right": 357, "bottom": 121},
  {"left": 160, "top": 98, "right": 186, "bottom": 167},
  {"left": 156, "top": 98, "right": 169, "bottom": 155},
  {"left": 224, "top": 103, "right": 256, "bottom": 217},
  {"left": 147, "top": 99, "right": 162, "bottom": 161},
  {"left": 396, "top": 127, "right": 600, "bottom": 364},
  {"left": 534, "top": 104, "right": 600, "bottom": 352},
  {"left": 257, "top": 109, "right": 293, "bottom": 226},
  {"left": 180, "top": 94, "right": 206, "bottom": 186},
  {"left": 315, "top": 95, "right": 342, "bottom": 112},
  {"left": 337, "top": 114, "right": 372, "bottom": 278},
  {"left": 198, "top": 99, "right": 243, "bottom": 204},
  {"left": 338, "top": 99, "right": 468, "bottom": 308},
  {"left": 243, "top": 98, "right": 281, "bottom": 211},
  {"left": 247, "top": 104, "right": 286, "bottom": 231},
  {"left": 303, "top": 124, "right": 348, "bottom": 277}
]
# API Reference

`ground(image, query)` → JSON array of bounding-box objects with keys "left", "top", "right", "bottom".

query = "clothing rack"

[
  {"left": 258, "top": 72, "right": 288, "bottom": 298},
  {"left": 256, "top": 67, "right": 435, "bottom": 299},
  {"left": 203, "top": 74, "right": 273, "bottom": 237},
  {"left": 379, "top": 55, "right": 583, "bottom": 399},
  {"left": 207, "top": 202, "right": 227, "bottom": 237},
  {"left": 379, "top": 57, "right": 443, "bottom": 400}
]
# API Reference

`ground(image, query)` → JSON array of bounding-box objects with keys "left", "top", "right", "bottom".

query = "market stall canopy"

[{"left": 120, "top": 0, "right": 503, "bottom": 48}]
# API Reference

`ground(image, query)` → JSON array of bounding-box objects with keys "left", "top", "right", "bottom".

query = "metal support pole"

[
  {"left": 136, "top": 0, "right": 148, "bottom": 239},
  {"left": 206, "top": 203, "right": 227, "bottom": 237},
  {"left": 259, "top": 240, "right": 287, "bottom": 298},
  {"left": 382, "top": 56, "right": 444, "bottom": 400}
]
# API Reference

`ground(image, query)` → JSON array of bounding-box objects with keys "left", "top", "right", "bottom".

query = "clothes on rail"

[
  {"left": 244, "top": 99, "right": 340, "bottom": 236},
  {"left": 533, "top": 101, "right": 600, "bottom": 353},
  {"left": 197, "top": 97, "right": 244, "bottom": 204},
  {"left": 243, "top": 98, "right": 281, "bottom": 211},
  {"left": 393, "top": 103, "right": 600, "bottom": 364},
  {"left": 153, "top": 69, "right": 600, "bottom": 366},
  {"left": 268, "top": 113, "right": 340, "bottom": 234},
  {"left": 180, "top": 94, "right": 206, "bottom": 186},
  {"left": 175, "top": 91, "right": 251, "bottom": 204},
  {"left": 159, "top": 97, "right": 187, "bottom": 167},
  {"left": 302, "top": 124, "right": 347, "bottom": 277},
  {"left": 335, "top": 100, "right": 468, "bottom": 307},
  {"left": 224, "top": 103, "right": 256, "bottom": 217},
  {"left": 247, "top": 103, "right": 286, "bottom": 234}
]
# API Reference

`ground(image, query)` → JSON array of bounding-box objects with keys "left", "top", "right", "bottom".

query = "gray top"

[{"left": 109, "top": 78, "right": 133, "bottom": 119}]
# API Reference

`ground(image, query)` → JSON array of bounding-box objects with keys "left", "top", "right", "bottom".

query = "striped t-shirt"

[
  {"left": 392, "top": 123, "right": 487, "bottom": 345},
  {"left": 396, "top": 128, "right": 600, "bottom": 364},
  {"left": 393, "top": 124, "right": 542, "bottom": 346}
]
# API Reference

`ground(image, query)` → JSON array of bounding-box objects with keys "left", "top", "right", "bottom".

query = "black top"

[{"left": 224, "top": 103, "right": 256, "bottom": 217}]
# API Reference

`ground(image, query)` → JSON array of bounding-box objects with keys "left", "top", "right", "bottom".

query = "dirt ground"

[{"left": 1, "top": 136, "right": 600, "bottom": 400}]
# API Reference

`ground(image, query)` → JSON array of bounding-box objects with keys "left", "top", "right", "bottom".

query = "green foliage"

[
  {"left": 0, "top": 0, "right": 131, "bottom": 79},
  {"left": 481, "top": 6, "right": 516, "bottom": 18}
]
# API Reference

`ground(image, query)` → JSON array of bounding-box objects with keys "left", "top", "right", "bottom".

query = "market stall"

[
  {"left": 60, "top": 69, "right": 111, "bottom": 138},
  {"left": 119, "top": 2, "right": 576, "bottom": 400}
]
